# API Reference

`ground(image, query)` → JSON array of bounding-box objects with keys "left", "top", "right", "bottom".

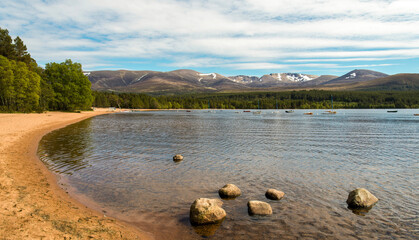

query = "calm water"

[{"left": 38, "top": 109, "right": 419, "bottom": 239}]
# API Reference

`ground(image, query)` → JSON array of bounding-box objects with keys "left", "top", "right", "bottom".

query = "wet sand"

[{"left": 0, "top": 110, "right": 152, "bottom": 239}]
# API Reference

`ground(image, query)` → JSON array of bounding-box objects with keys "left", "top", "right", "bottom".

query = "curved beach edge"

[{"left": 0, "top": 110, "right": 153, "bottom": 239}]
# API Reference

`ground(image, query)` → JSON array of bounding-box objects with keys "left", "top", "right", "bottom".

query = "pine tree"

[{"left": 0, "top": 28, "right": 15, "bottom": 59}]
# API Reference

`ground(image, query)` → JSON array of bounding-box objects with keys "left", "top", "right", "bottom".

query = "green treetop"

[{"left": 43, "top": 59, "right": 93, "bottom": 111}]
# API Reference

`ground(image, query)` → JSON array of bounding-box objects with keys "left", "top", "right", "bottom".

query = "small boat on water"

[
  {"left": 253, "top": 111, "right": 261, "bottom": 115},
  {"left": 243, "top": 110, "right": 251, "bottom": 112},
  {"left": 414, "top": 114, "right": 419, "bottom": 116},
  {"left": 285, "top": 110, "right": 294, "bottom": 113},
  {"left": 304, "top": 112, "right": 313, "bottom": 115},
  {"left": 323, "top": 95, "right": 337, "bottom": 114},
  {"left": 324, "top": 110, "right": 337, "bottom": 114},
  {"left": 387, "top": 110, "right": 398, "bottom": 113},
  {"left": 186, "top": 110, "right": 192, "bottom": 112}
]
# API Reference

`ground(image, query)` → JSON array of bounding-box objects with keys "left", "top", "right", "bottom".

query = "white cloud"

[
  {"left": 284, "top": 57, "right": 409, "bottom": 63},
  {"left": 1, "top": 0, "right": 418, "bottom": 72},
  {"left": 225, "top": 62, "right": 288, "bottom": 70}
]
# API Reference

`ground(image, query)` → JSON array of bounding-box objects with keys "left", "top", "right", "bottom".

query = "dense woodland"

[
  {"left": 0, "top": 27, "right": 92, "bottom": 112},
  {"left": 92, "top": 90, "right": 419, "bottom": 109},
  {"left": 1, "top": 27, "right": 419, "bottom": 112}
]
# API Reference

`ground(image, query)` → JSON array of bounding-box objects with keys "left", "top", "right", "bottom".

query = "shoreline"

[{"left": 0, "top": 110, "right": 152, "bottom": 239}]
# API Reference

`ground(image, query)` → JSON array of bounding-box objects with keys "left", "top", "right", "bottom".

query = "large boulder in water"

[
  {"left": 190, "top": 198, "right": 226, "bottom": 225},
  {"left": 218, "top": 184, "right": 241, "bottom": 199},
  {"left": 265, "top": 189, "right": 285, "bottom": 200},
  {"left": 346, "top": 188, "right": 378, "bottom": 208},
  {"left": 247, "top": 200, "right": 273, "bottom": 215}
]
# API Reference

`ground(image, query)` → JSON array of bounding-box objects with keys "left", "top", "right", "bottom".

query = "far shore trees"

[{"left": 91, "top": 90, "right": 419, "bottom": 109}]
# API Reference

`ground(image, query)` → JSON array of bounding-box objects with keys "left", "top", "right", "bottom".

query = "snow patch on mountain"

[
  {"left": 132, "top": 73, "right": 148, "bottom": 83},
  {"left": 345, "top": 73, "right": 356, "bottom": 79},
  {"left": 198, "top": 73, "right": 217, "bottom": 79},
  {"left": 284, "top": 73, "right": 315, "bottom": 82}
]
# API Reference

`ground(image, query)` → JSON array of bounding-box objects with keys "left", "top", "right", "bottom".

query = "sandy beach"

[{"left": 0, "top": 110, "right": 152, "bottom": 239}]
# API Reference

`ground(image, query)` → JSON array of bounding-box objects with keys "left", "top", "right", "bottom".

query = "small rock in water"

[
  {"left": 190, "top": 198, "right": 226, "bottom": 225},
  {"left": 247, "top": 200, "right": 272, "bottom": 215},
  {"left": 173, "top": 154, "right": 183, "bottom": 162},
  {"left": 218, "top": 184, "right": 241, "bottom": 199},
  {"left": 346, "top": 188, "right": 378, "bottom": 208},
  {"left": 265, "top": 189, "right": 285, "bottom": 200}
]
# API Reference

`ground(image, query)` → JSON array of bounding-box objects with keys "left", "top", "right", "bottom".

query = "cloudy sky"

[{"left": 1, "top": 0, "right": 418, "bottom": 76}]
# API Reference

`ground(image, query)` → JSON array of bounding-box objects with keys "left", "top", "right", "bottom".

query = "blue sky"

[{"left": 1, "top": 0, "right": 418, "bottom": 77}]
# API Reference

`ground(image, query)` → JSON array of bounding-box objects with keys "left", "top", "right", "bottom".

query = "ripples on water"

[{"left": 38, "top": 109, "right": 419, "bottom": 239}]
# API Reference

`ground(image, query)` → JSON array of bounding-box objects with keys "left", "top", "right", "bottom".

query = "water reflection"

[
  {"left": 348, "top": 206, "right": 374, "bottom": 216},
  {"left": 192, "top": 221, "right": 224, "bottom": 237},
  {"left": 38, "top": 118, "right": 93, "bottom": 175}
]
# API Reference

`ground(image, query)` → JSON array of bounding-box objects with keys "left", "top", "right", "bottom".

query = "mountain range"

[{"left": 85, "top": 69, "right": 419, "bottom": 93}]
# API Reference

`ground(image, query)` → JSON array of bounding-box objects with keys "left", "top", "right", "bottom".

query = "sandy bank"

[{"left": 0, "top": 110, "right": 152, "bottom": 239}]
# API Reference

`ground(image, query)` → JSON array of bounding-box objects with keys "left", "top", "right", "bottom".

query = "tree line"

[
  {"left": 92, "top": 90, "right": 419, "bottom": 109},
  {"left": 0, "top": 27, "right": 92, "bottom": 112}
]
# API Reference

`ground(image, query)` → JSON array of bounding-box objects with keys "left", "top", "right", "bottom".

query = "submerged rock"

[
  {"left": 265, "top": 189, "right": 285, "bottom": 200},
  {"left": 346, "top": 188, "right": 378, "bottom": 208},
  {"left": 247, "top": 200, "right": 272, "bottom": 215},
  {"left": 190, "top": 198, "right": 226, "bottom": 225},
  {"left": 173, "top": 154, "right": 183, "bottom": 162},
  {"left": 218, "top": 184, "right": 241, "bottom": 199}
]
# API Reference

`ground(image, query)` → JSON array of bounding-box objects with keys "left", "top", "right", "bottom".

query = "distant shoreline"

[{"left": 0, "top": 110, "right": 152, "bottom": 239}]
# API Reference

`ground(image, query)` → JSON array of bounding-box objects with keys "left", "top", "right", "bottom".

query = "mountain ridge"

[{"left": 85, "top": 69, "right": 418, "bottom": 93}]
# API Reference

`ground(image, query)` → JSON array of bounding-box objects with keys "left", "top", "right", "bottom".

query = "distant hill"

[
  {"left": 86, "top": 69, "right": 418, "bottom": 93},
  {"left": 87, "top": 70, "right": 156, "bottom": 90},
  {"left": 348, "top": 74, "right": 419, "bottom": 91},
  {"left": 323, "top": 69, "right": 388, "bottom": 85}
]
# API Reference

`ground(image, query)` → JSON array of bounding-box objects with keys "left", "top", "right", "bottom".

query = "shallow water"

[{"left": 38, "top": 109, "right": 419, "bottom": 239}]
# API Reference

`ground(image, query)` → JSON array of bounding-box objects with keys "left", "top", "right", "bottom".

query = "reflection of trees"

[{"left": 38, "top": 118, "right": 93, "bottom": 175}]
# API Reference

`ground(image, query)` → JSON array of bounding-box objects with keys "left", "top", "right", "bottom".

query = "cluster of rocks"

[
  {"left": 189, "top": 185, "right": 379, "bottom": 227},
  {"left": 190, "top": 184, "right": 285, "bottom": 226},
  {"left": 175, "top": 156, "right": 379, "bottom": 228}
]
